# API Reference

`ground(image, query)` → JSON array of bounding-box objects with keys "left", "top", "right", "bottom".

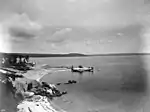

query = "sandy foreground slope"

[
  {"left": 0, "top": 68, "right": 68, "bottom": 112},
  {"left": 17, "top": 95, "right": 66, "bottom": 112}
]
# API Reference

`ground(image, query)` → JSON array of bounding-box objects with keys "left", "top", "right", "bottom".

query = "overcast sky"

[{"left": 0, "top": 0, "right": 150, "bottom": 54}]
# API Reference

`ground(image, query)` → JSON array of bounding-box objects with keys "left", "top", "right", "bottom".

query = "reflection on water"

[{"left": 1, "top": 55, "right": 150, "bottom": 112}]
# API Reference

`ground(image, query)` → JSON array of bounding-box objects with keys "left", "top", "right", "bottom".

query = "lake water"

[
  {"left": 1, "top": 55, "right": 150, "bottom": 112},
  {"left": 35, "top": 55, "right": 150, "bottom": 112}
]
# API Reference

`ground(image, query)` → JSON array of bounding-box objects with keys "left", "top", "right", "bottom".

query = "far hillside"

[
  {"left": 0, "top": 52, "right": 150, "bottom": 58},
  {"left": 0, "top": 52, "right": 86, "bottom": 58}
]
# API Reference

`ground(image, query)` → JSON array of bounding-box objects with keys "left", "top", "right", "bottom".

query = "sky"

[{"left": 0, "top": 0, "right": 150, "bottom": 54}]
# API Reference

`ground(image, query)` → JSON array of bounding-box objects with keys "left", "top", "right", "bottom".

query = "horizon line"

[{"left": 1, "top": 52, "right": 150, "bottom": 55}]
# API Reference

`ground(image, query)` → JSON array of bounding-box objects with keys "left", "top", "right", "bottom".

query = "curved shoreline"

[{"left": 0, "top": 67, "right": 67, "bottom": 112}]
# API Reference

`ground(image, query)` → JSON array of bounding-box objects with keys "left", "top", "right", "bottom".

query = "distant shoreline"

[{"left": 1, "top": 52, "right": 150, "bottom": 58}]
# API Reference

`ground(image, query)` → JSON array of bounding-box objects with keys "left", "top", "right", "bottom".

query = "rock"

[
  {"left": 47, "top": 89, "right": 53, "bottom": 95},
  {"left": 0, "top": 66, "right": 67, "bottom": 112},
  {"left": 24, "top": 92, "right": 34, "bottom": 98},
  {"left": 56, "top": 83, "right": 61, "bottom": 85}
]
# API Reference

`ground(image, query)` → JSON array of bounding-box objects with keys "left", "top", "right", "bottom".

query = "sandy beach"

[{"left": 0, "top": 65, "right": 69, "bottom": 112}]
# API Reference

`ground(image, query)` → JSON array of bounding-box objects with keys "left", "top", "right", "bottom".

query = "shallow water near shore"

[
  {"left": 1, "top": 55, "right": 150, "bottom": 112},
  {"left": 40, "top": 55, "right": 150, "bottom": 112}
]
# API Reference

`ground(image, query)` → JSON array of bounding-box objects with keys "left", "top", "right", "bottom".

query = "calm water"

[
  {"left": 1, "top": 55, "right": 150, "bottom": 112},
  {"left": 39, "top": 55, "right": 150, "bottom": 112}
]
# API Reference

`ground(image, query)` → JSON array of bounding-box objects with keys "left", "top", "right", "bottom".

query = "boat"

[{"left": 71, "top": 65, "right": 94, "bottom": 73}]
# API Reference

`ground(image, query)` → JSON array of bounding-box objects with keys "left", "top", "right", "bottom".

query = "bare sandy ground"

[{"left": 0, "top": 67, "right": 69, "bottom": 112}]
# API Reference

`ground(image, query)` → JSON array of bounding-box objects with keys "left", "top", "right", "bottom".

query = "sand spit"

[{"left": 0, "top": 67, "right": 67, "bottom": 112}]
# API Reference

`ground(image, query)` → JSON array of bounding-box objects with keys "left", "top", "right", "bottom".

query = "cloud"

[
  {"left": 0, "top": 0, "right": 41, "bottom": 21},
  {"left": 9, "top": 27, "right": 37, "bottom": 39},
  {"left": 135, "top": 3, "right": 150, "bottom": 53},
  {"left": 0, "top": 13, "right": 42, "bottom": 42},
  {"left": 0, "top": 0, "right": 150, "bottom": 53},
  {"left": 5, "top": 13, "right": 42, "bottom": 30},
  {"left": 67, "top": 0, "right": 77, "bottom": 2},
  {"left": 140, "top": 16, "right": 150, "bottom": 53},
  {"left": 0, "top": 0, "right": 145, "bottom": 29},
  {"left": 52, "top": 28, "right": 72, "bottom": 36},
  {"left": 46, "top": 28, "right": 72, "bottom": 43},
  {"left": 6, "top": 0, "right": 140, "bottom": 29}
]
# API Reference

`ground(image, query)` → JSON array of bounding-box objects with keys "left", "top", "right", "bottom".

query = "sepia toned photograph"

[{"left": 0, "top": 0, "right": 150, "bottom": 112}]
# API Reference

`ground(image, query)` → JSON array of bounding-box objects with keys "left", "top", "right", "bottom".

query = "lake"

[
  {"left": 1, "top": 55, "right": 150, "bottom": 112},
  {"left": 36, "top": 55, "right": 150, "bottom": 112}
]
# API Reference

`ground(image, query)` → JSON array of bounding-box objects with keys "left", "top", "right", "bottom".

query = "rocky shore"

[{"left": 0, "top": 67, "right": 67, "bottom": 112}]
